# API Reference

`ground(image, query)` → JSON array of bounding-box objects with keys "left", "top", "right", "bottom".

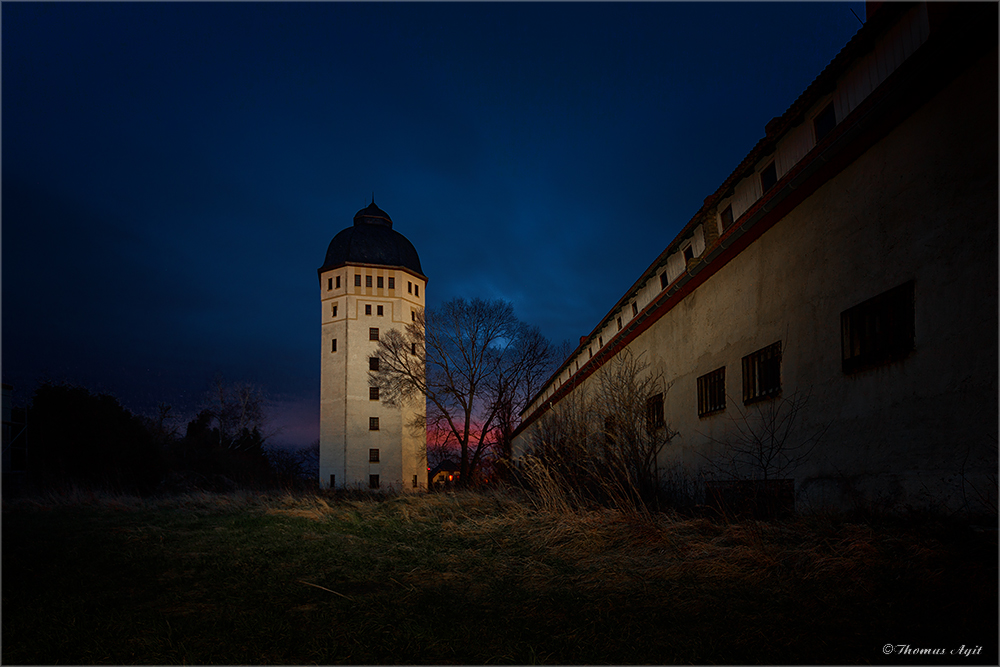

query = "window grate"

[
  {"left": 742, "top": 341, "right": 782, "bottom": 404},
  {"left": 697, "top": 367, "right": 726, "bottom": 417}
]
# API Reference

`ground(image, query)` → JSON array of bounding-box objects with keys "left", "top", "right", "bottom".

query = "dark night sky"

[{"left": 2, "top": 2, "right": 864, "bottom": 447}]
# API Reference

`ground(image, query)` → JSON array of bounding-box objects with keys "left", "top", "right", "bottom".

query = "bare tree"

[
  {"left": 524, "top": 348, "right": 676, "bottom": 515},
  {"left": 705, "top": 388, "right": 827, "bottom": 482},
  {"left": 372, "top": 298, "right": 553, "bottom": 486},
  {"left": 202, "top": 377, "right": 274, "bottom": 452}
]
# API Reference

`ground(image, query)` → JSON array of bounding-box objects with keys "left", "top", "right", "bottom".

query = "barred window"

[
  {"left": 355, "top": 274, "right": 362, "bottom": 287},
  {"left": 377, "top": 276, "right": 384, "bottom": 289},
  {"left": 369, "top": 448, "right": 380, "bottom": 462},
  {"left": 369, "top": 328, "right": 379, "bottom": 341},
  {"left": 646, "top": 393, "right": 664, "bottom": 430},
  {"left": 841, "top": 281, "right": 914, "bottom": 374},
  {"left": 388, "top": 277, "right": 395, "bottom": 289},
  {"left": 369, "top": 417, "right": 379, "bottom": 431},
  {"left": 697, "top": 367, "right": 726, "bottom": 417},
  {"left": 742, "top": 342, "right": 782, "bottom": 403},
  {"left": 369, "top": 386, "right": 379, "bottom": 401},
  {"left": 366, "top": 275, "right": 373, "bottom": 288}
]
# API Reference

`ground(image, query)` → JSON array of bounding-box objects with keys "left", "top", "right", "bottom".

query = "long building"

[{"left": 512, "top": 2, "right": 998, "bottom": 514}]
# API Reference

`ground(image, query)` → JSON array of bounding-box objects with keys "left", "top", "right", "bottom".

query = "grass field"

[{"left": 2, "top": 489, "right": 997, "bottom": 665}]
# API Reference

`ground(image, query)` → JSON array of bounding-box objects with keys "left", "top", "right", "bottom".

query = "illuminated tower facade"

[{"left": 317, "top": 200, "right": 427, "bottom": 491}]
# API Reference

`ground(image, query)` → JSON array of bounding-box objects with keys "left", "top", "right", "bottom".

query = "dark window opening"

[
  {"left": 369, "top": 386, "right": 379, "bottom": 401},
  {"left": 646, "top": 393, "right": 664, "bottom": 430},
  {"left": 330, "top": 474, "right": 335, "bottom": 488},
  {"left": 377, "top": 305, "right": 383, "bottom": 316},
  {"left": 683, "top": 245, "right": 694, "bottom": 262},
  {"left": 331, "top": 339, "right": 337, "bottom": 353},
  {"left": 412, "top": 310, "right": 416, "bottom": 321},
  {"left": 411, "top": 343, "right": 417, "bottom": 355},
  {"left": 369, "top": 474, "right": 380, "bottom": 489},
  {"left": 370, "top": 328, "right": 379, "bottom": 341},
  {"left": 408, "top": 281, "right": 412, "bottom": 294},
  {"left": 377, "top": 276, "right": 384, "bottom": 289},
  {"left": 369, "top": 448, "right": 380, "bottom": 462},
  {"left": 632, "top": 303, "right": 638, "bottom": 316},
  {"left": 814, "top": 102, "right": 837, "bottom": 142},
  {"left": 355, "top": 274, "right": 362, "bottom": 287},
  {"left": 841, "top": 281, "right": 914, "bottom": 373},
  {"left": 697, "top": 367, "right": 726, "bottom": 417},
  {"left": 336, "top": 275, "right": 341, "bottom": 289},
  {"left": 415, "top": 284, "right": 419, "bottom": 297},
  {"left": 721, "top": 204, "right": 734, "bottom": 230},
  {"left": 369, "top": 417, "right": 380, "bottom": 431},
  {"left": 365, "top": 304, "right": 372, "bottom": 315},
  {"left": 327, "top": 277, "right": 332, "bottom": 290},
  {"left": 743, "top": 341, "right": 782, "bottom": 404},
  {"left": 369, "top": 357, "right": 379, "bottom": 371},
  {"left": 761, "top": 161, "right": 777, "bottom": 193},
  {"left": 413, "top": 475, "right": 418, "bottom": 488},
  {"left": 333, "top": 305, "right": 338, "bottom": 317},
  {"left": 660, "top": 272, "right": 668, "bottom": 289},
  {"left": 366, "top": 275, "right": 373, "bottom": 288},
  {"left": 388, "top": 277, "right": 395, "bottom": 289},
  {"left": 617, "top": 317, "right": 622, "bottom": 331}
]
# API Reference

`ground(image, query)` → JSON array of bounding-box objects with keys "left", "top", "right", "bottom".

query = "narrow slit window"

[
  {"left": 327, "top": 277, "right": 332, "bottom": 290},
  {"left": 331, "top": 339, "right": 337, "bottom": 353}
]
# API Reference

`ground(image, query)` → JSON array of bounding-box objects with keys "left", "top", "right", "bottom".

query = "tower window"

[
  {"left": 617, "top": 317, "right": 622, "bottom": 331},
  {"left": 365, "top": 304, "right": 372, "bottom": 315},
  {"left": 697, "top": 367, "right": 726, "bottom": 417},
  {"left": 415, "top": 284, "right": 419, "bottom": 297},
  {"left": 370, "top": 386, "right": 380, "bottom": 401},
  {"left": 336, "top": 275, "right": 341, "bottom": 289},
  {"left": 388, "top": 277, "right": 395, "bottom": 289},
  {"left": 370, "top": 328, "right": 379, "bottom": 341},
  {"left": 632, "top": 303, "right": 638, "bottom": 317},
  {"left": 333, "top": 304, "right": 339, "bottom": 317},
  {"left": 589, "top": 348, "right": 593, "bottom": 359},
  {"left": 411, "top": 343, "right": 417, "bottom": 355},
  {"left": 742, "top": 341, "right": 782, "bottom": 404},
  {"left": 369, "top": 448, "right": 380, "bottom": 462},
  {"left": 377, "top": 305, "right": 384, "bottom": 316},
  {"left": 660, "top": 272, "right": 668, "bottom": 289},
  {"left": 814, "top": 102, "right": 837, "bottom": 143},
  {"left": 413, "top": 475, "right": 418, "bottom": 488},
  {"left": 366, "top": 275, "right": 373, "bottom": 288},
  {"left": 369, "top": 474, "right": 380, "bottom": 489},
  {"left": 598, "top": 336, "right": 603, "bottom": 347},
  {"left": 408, "top": 281, "right": 413, "bottom": 294},
  {"left": 369, "top": 417, "right": 380, "bottom": 431},
  {"left": 369, "top": 357, "right": 379, "bottom": 371},
  {"left": 683, "top": 245, "right": 694, "bottom": 262},
  {"left": 327, "top": 277, "right": 332, "bottom": 290},
  {"left": 721, "top": 204, "right": 734, "bottom": 230},
  {"left": 331, "top": 339, "right": 337, "bottom": 352},
  {"left": 355, "top": 274, "right": 362, "bottom": 287},
  {"left": 760, "top": 161, "right": 777, "bottom": 193},
  {"left": 411, "top": 310, "right": 416, "bottom": 322},
  {"left": 377, "top": 276, "right": 384, "bottom": 289},
  {"left": 330, "top": 474, "right": 335, "bottom": 488}
]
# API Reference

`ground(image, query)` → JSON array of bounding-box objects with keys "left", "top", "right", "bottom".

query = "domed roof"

[{"left": 318, "top": 200, "right": 424, "bottom": 278}]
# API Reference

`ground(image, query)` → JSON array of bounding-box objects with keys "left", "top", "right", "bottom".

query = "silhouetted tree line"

[{"left": 23, "top": 381, "right": 318, "bottom": 495}]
